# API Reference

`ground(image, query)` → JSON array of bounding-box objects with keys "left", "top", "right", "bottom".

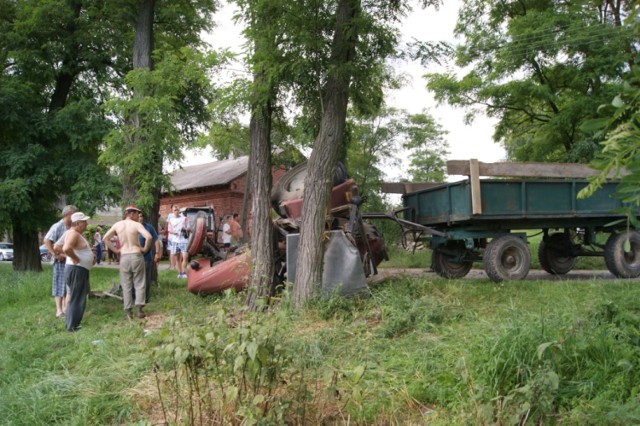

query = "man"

[
  {"left": 137, "top": 211, "right": 162, "bottom": 303},
  {"left": 93, "top": 226, "right": 103, "bottom": 265},
  {"left": 229, "top": 213, "right": 243, "bottom": 244},
  {"left": 103, "top": 206, "right": 152, "bottom": 319},
  {"left": 44, "top": 205, "right": 77, "bottom": 318},
  {"left": 61, "top": 212, "right": 94, "bottom": 332},
  {"left": 167, "top": 207, "right": 189, "bottom": 278},
  {"left": 222, "top": 214, "right": 232, "bottom": 251},
  {"left": 166, "top": 205, "right": 176, "bottom": 270}
]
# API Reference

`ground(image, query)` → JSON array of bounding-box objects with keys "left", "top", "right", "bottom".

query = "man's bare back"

[{"left": 104, "top": 214, "right": 151, "bottom": 255}]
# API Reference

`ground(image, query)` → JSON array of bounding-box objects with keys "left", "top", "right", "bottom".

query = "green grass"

[{"left": 1, "top": 258, "right": 639, "bottom": 424}]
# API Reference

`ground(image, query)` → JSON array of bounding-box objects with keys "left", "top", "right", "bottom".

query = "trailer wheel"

[
  {"left": 431, "top": 243, "right": 472, "bottom": 279},
  {"left": 604, "top": 230, "right": 640, "bottom": 278},
  {"left": 538, "top": 233, "right": 577, "bottom": 275},
  {"left": 484, "top": 235, "right": 531, "bottom": 282}
]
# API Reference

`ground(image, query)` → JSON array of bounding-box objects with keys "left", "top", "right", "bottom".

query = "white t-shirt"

[
  {"left": 168, "top": 215, "right": 188, "bottom": 244},
  {"left": 222, "top": 222, "right": 232, "bottom": 244}
]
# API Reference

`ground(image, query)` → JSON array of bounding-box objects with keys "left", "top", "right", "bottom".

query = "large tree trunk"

[
  {"left": 292, "top": 0, "right": 360, "bottom": 308},
  {"left": 13, "top": 2, "right": 83, "bottom": 272},
  {"left": 123, "top": 0, "right": 155, "bottom": 206},
  {"left": 12, "top": 220, "right": 42, "bottom": 272},
  {"left": 246, "top": 80, "right": 275, "bottom": 310}
]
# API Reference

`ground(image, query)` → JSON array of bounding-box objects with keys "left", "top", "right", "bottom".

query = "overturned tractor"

[{"left": 185, "top": 162, "right": 388, "bottom": 295}]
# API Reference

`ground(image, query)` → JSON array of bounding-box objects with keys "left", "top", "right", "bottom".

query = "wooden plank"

[
  {"left": 381, "top": 182, "right": 441, "bottom": 194},
  {"left": 469, "top": 159, "right": 482, "bottom": 215},
  {"left": 89, "top": 291, "right": 123, "bottom": 301},
  {"left": 447, "top": 160, "right": 625, "bottom": 179}
]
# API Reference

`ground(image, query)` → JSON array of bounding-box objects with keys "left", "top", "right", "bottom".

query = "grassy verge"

[
  {"left": 382, "top": 231, "right": 607, "bottom": 271},
  {"left": 1, "top": 260, "right": 638, "bottom": 424}
]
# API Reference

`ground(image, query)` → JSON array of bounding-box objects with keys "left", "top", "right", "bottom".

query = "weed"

[{"left": 2, "top": 262, "right": 640, "bottom": 424}]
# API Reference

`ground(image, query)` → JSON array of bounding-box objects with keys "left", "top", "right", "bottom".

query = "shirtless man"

[{"left": 103, "top": 205, "right": 152, "bottom": 319}]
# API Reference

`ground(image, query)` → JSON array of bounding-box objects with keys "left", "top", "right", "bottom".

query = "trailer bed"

[{"left": 402, "top": 178, "right": 627, "bottom": 230}]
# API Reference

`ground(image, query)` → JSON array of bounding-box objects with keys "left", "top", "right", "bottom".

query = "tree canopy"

[
  {"left": 0, "top": 0, "right": 222, "bottom": 269},
  {"left": 0, "top": 0, "right": 126, "bottom": 269},
  {"left": 422, "top": 0, "right": 637, "bottom": 163}
]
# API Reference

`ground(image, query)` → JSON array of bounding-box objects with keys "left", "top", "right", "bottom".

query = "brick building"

[{"left": 159, "top": 156, "right": 286, "bottom": 228}]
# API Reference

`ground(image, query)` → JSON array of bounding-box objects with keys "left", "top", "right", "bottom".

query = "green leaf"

[
  {"left": 536, "top": 341, "right": 556, "bottom": 359},
  {"left": 611, "top": 95, "right": 625, "bottom": 108},
  {"left": 246, "top": 341, "right": 258, "bottom": 361}
]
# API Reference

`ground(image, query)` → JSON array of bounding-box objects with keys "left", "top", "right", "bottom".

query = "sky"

[{"left": 183, "top": 1, "right": 506, "bottom": 181}]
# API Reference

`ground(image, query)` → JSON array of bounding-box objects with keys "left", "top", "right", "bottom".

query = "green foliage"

[
  {"left": 0, "top": 0, "right": 124, "bottom": 236},
  {"left": 102, "top": 47, "right": 222, "bottom": 210},
  {"left": 346, "top": 107, "right": 448, "bottom": 210},
  {"left": 576, "top": 1, "right": 639, "bottom": 225},
  {"left": 151, "top": 301, "right": 369, "bottom": 424},
  {"left": 465, "top": 301, "right": 640, "bottom": 424},
  {"left": 4, "top": 262, "right": 640, "bottom": 423},
  {"left": 422, "top": 0, "right": 637, "bottom": 162},
  {"left": 579, "top": 62, "right": 640, "bottom": 225}
]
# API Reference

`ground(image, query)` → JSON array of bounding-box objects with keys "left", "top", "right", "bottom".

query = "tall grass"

[{"left": 1, "top": 261, "right": 639, "bottom": 424}]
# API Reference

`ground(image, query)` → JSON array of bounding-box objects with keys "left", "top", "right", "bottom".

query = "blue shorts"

[
  {"left": 170, "top": 241, "right": 187, "bottom": 255},
  {"left": 52, "top": 261, "right": 66, "bottom": 297}
]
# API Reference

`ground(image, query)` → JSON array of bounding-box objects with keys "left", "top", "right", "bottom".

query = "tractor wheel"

[
  {"left": 187, "top": 212, "right": 207, "bottom": 256},
  {"left": 271, "top": 161, "right": 348, "bottom": 216}
]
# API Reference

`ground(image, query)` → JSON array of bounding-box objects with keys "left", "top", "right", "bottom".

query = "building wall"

[{"left": 159, "top": 166, "right": 286, "bottom": 230}]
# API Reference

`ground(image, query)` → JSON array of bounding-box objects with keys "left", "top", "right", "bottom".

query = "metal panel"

[
  {"left": 286, "top": 231, "right": 369, "bottom": 297},
  {"left": 403, "top": 178, "right": 633, "bottom": 228}
]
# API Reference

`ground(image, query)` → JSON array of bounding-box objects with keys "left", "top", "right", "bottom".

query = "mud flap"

[{"left": 286, "top": 231, "right": 370, "bottom": 297}]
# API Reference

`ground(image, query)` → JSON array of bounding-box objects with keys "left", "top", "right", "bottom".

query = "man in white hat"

[
  {"left": 104, "top": 205, "right": 152, "bottom": 319},
  {"left": 61, "top": 212, "right": 94, "bottom": 332},
  {"left": 44, "top": 205, "right": 77, "bottom": 318}
]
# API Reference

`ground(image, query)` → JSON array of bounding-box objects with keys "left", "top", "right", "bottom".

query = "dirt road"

[{"left": 368, "top": 268, "right": 621, "bottom": 285}]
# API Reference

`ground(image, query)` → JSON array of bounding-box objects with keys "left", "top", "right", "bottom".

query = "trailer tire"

[
  {"left": 538, "top": 233, "right": 577, "bottom": 275},
  {"left": 604, "top": 230, "right": 640, "bottom": 278},
  {"left": 431, "top": 244, "right": 472, "bottom": 278},
  {"left": 484, "top": 235, "right": 530, "bottom": 282}
]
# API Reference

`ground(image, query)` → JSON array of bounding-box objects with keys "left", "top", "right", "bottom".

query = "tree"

[
  {"left": 101, "top": 0, "right": 219, "bottom": 222},
  {"left": 291, "top": 0, "right": 362, "bottom": 306},
  {"left": 402, "top": 111, "right": 448, "bottom": 182},
  {"left": 422, "top": 0, "right": 637, "bottom": 163},
  {"left": 225, "top": 0, "right": 441, "bottom": 306},
  {"left": 0, "top": 0, "right": 127, "bottom": 271},
  {"left": 235, "top": 0, "right": 281, "bottom": 309},
  {"left": 578, "top": 6, "right": 640, "bottom": 223},
  {"left": 346, "top": 107, "right": 448, "bottom": 208}
]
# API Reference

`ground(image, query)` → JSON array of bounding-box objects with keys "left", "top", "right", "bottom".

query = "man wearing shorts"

[
  {"left": 44, "top": 205, "right": 77, "bottom": 318},
  {"left": 168, "top": 207, "right": 189, "bottom": 278}
]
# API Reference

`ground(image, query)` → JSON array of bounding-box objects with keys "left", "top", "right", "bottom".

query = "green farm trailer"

[{"left": 397, "top": 160, "right": 640, "bottom": 282}]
